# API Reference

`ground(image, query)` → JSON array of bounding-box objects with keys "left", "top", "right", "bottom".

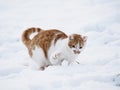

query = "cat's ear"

[
  {"left": 69, "top": 35, "right": 74, "bottom": 40},
  {"left": 82, "top": 36, "right": 87, "bottom": 42}
]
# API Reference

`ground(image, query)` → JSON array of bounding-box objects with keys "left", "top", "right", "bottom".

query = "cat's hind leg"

[
  {"left": 31, "top": 47, "right": 48, "bottom": 70},
  {"left": 30, "top": 58, "right": 47, "bottom": 71}
]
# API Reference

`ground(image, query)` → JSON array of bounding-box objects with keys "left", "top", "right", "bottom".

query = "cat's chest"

[
  {"left": 49, "top": 41, "right": 78, "bottom": 60},
  {"left": 63, "top": 49, "right": 78, "bottom": 61}
]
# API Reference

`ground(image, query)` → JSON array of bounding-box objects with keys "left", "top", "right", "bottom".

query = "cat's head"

[{"left": 68, "top": 34, "right": 87, "bottom": 54}]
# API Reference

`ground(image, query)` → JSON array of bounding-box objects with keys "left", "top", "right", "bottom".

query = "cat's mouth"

[{"left": 73, "top": 50, "right": 80, "bottom": 54}]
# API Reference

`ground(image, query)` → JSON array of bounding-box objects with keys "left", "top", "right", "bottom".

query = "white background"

[{"left": 0, "top": 0, "right": 120, "bottom": 90}]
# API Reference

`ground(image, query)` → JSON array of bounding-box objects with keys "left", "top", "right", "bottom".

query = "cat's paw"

[
  {"left": 39, "top": 67, "right": 45, "bottom": 71},
  {"left": 50, "top": 52, "right": 62, "bottom": 65},
  {"left": 52, "top": 52, "right": 61, "bottom": 60}
]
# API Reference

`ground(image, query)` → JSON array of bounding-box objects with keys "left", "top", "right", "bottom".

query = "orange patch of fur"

[
  {"left": 68, "top": 34, "right": 85, "bottom": 48},
  {"left": 22, "top": 28, "right": 67, "bottom": 58}
]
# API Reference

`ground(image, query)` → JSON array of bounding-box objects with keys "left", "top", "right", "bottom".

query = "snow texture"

[{"left": 0, "top": 0, "right": 120, "bottom": 90}]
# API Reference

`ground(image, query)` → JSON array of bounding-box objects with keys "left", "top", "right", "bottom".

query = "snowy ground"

[{"left": 0, "top": 0, "right": 120, "bottom": 90}]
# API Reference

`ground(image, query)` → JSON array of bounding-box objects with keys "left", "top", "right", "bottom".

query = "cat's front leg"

[
  {"left": 66, "top": 58, "right": 74, "bottom": 66},
  {"left": 67, "top": 61, "right": 72, "bottom": 66},
  {"left": 50, "top": 51, "right": 64, "bottom": 65}
]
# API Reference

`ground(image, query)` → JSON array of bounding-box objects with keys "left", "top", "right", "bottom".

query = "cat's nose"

[
  {"left": 76, "top": 51, "right": 80, "bottom": 54},
  {"left": 74, "top": 50, "right": 80, "bottom": 54}
]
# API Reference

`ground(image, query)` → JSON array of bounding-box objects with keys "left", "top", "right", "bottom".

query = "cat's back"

[
  {"left": 33, "top": 29, "right": 68, "bottom": 46},
  {"left": 32, "top": 29, "right": 68, "bottom": 58}
]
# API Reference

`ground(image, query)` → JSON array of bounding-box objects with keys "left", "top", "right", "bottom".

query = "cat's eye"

[
  {"left": 72, "top": 45, "right": 75, "bottom": 48},
  {"left": 79, "top": 47, "right": 82, "bottom": 49}
]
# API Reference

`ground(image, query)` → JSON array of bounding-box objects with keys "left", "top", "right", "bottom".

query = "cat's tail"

[{"left": 22, "top": 27, "right": 42, "bottom": 47}]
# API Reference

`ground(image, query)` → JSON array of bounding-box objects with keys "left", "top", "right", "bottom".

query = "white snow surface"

[{"left": 0, "top": 0, "right": 120, "bottom": 90}]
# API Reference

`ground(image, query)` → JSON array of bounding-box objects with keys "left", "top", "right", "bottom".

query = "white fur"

[
  {"left": 31, "top": 38, "right": 80, "bottom": 69},
  {"left": 49, "top": 38, "right": 79, "bottom": 65},
  {"left": 50, "top": 51, "right": 63, "bottom": 65}
]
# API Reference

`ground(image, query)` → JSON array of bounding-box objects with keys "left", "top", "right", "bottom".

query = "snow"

[{"left": 0, "top": 0, "right": 120, "bottom": 90}]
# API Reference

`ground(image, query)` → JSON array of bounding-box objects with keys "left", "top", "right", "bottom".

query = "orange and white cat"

[{"left": 22, "top": 27, "right": 87, "bottom": 70}]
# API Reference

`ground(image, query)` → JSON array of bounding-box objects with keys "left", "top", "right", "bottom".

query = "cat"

[{"left": 22, "top": 27, "right": 87, "bottom": 70}]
